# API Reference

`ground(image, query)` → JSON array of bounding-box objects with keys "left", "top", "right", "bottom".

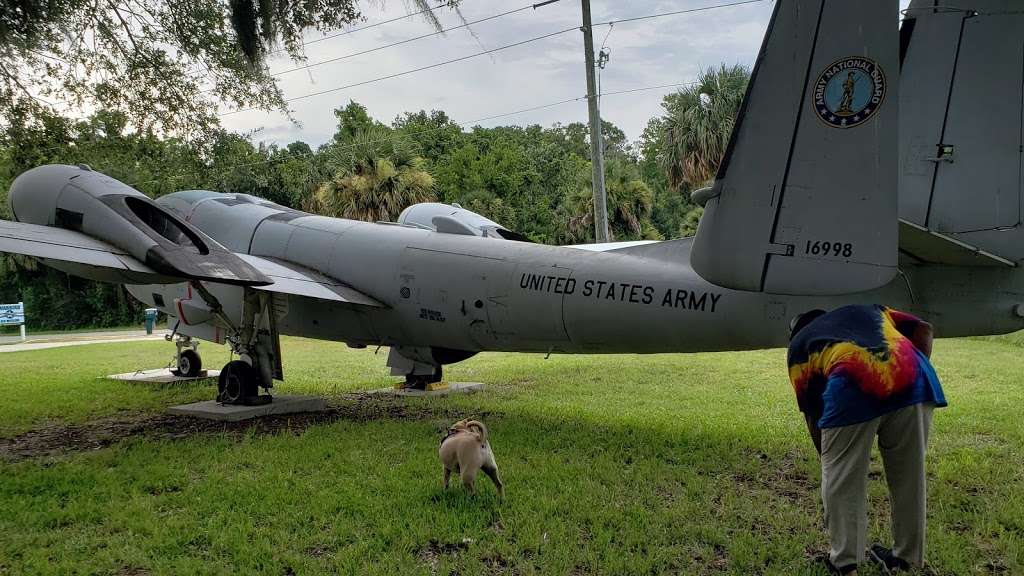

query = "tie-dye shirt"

[{"left": 787, "top": 304, "right": 946, "bottom": 428}]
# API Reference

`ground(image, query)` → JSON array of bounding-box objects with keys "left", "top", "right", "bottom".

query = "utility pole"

[{"left": 581, "top": 0, "right": 609, "bottom": 243}]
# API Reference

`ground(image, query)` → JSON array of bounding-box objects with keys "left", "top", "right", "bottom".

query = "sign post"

[{"left": 0, "top": 302, "right": 26, "bottom": 341}]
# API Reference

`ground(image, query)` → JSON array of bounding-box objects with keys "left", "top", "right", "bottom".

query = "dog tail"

[{"left": 465, "top": 420, "right": 488, "bottom": 444}]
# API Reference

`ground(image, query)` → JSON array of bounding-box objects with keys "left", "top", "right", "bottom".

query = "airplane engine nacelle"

[
  {"left": 8, "top": 164, "right": 269, "bottom": 286},
  {"left": 398, "top": 202, "right": 529, "bottom": 241}
]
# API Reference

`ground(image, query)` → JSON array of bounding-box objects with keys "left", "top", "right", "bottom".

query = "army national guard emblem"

[{"left": 813, "top": 56, "right": 886, "bottom": 129}]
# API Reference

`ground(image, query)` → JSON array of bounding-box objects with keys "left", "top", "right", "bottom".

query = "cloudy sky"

[{"left": 221, "top": 0, "right": 912, "bottom": 148}]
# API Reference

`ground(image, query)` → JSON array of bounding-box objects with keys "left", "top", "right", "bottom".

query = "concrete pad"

[
  {"left": 167, "top": 395, "right": 328, "bottom": 422},
  {"left": 105, "top": 368, "right": 220, "bottom": 384},
  {"left": 370, "top": 382, "right": 485, "bottom": 397}
]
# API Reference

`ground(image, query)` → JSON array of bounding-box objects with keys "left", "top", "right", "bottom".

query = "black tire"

[
  {"left": 218, "top": 360, "right": 258, "bottom": 404},
  {"left": 177, "top": 349, "right": 202, "bottom": 378}
]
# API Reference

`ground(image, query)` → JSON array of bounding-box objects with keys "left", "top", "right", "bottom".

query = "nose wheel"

[{"left": 171, "top": 335, "right": 204, "bottom": 378}]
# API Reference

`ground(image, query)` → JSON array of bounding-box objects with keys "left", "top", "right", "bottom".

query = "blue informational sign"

[{"left": 0, "top": 302, "right": 25, "bottom": 326}]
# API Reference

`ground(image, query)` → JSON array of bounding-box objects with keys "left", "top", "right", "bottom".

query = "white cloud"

[{"left": 223, "top": 0, "right": 907, "bottom": 148}]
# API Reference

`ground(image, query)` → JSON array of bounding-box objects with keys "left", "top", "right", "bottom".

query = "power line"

[
  {"left": 593, "top": 0, "right": 767, "bottom": 27},
  {"left": 270, "top": 1, "right": 453, "bottom": 55},
  {"left": 220, "top": 26, "right": 580, "bottom": 116},
  {"left": 270, "top": 2, "right": 546, "bottom": 77},
  {"left": 222, "top": 0, "right": 767, "bottom": 116},
  {"left": 601, "top": 82, "right": 696, "bottom": 97}
]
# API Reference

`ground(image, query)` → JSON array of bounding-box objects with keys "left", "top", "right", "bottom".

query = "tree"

[
  {"left": 229, "top": 0, "right": 466, "bottom": 64},
  {"left": 563, "top": 157, "right": 655, "bottom": 243},
  {"left": 551, "top": 120, "right": 631, "bottom": 160},
  {"left": 333, "top": 101, "right": 384, "bottom": 144},
  {"left": 661, "top": 64, "right": 750, "bottom": 191},
  {"left": 306, "top": 127, "right": 435, "bottom": 222},
  {"left": 0, "top": 1, "right": 462, "bottom": 137},
  {"left": 392, "top": 109, "right": 462, "bottom": 164},
  {"left": 679, "top": 206, "right": 704, "bottom": 237}
]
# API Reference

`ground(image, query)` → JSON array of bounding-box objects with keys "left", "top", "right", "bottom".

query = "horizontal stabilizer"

[
  {"left": 691, "top": 0, "right": 899, "bottom": 295},
  {"left": 236, "top": 254, "right": 384, "bottom": 307},
  {"left": 899, "top": 220, "right": 1015, "bottom": 268},
  {"left": 0, "top": 220, "right": 178, "bottom": 284}
]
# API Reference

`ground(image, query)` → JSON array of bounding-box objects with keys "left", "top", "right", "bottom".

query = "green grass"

[{"left": 0, "top": 336, "right": 1021, "bottom": 575}]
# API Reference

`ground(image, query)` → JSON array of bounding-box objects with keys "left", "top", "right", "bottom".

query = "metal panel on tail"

[
  {"left": 925, "top": 11, "right": 1024, "bottom": 233},
  {"left": 898, "top": 4, "right": 968, "bottom": 225},
  {"left": 691, "top": 0, "right": 899, "bottom": 295},
  {"left": 897, "top": 1, "right": 1024, "bottom": 262}
]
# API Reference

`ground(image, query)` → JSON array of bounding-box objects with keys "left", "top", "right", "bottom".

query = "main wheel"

[
  {"left": 217, "top": 360, "right": 258, "bottom": 404},
  {"left": 177, "top": 349, "right": 202, "bottom": 378}
]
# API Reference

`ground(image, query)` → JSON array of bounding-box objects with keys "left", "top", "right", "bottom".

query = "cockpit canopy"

[{"left": 398, "top": 202, "right": 530, "bottom": 242}]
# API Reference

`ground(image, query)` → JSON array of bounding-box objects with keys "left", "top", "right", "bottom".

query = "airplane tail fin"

[
  {"left": 898, "top": 0, "right": 1024, "bottom": 263},
  {"left": 690, "top": 0, "right": 899, "bottom": 295}
]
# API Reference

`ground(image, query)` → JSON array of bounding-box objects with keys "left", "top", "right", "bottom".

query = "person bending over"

[{"left": 788, "top": 304, "right": 945, "bottom": 575}]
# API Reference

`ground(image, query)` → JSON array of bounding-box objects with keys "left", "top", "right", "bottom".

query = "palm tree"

[
  {"left": 662, "top": 64, "right": 750, "bottom": 192},
  {"left": 564, "top": 158, "right": 655, "bottom": 243},
  {"left": 305, "top": 127, "right": 436, "bottom": 222}
]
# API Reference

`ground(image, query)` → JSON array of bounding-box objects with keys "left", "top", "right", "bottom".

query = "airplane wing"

[
  {"left": 690, "top": 0, "right": 899, "bottom": 295},
  {"left": 0, "top": 220, "right": 386, "bottom": 307},
  {"left": 236, "top": 254, "right": 385, "bottom": 307},
  {"left": 0, "top": 219, "right": 178, "bottom": 284}
]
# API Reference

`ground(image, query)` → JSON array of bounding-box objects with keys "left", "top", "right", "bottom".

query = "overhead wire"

[
  {"left": 269, "top": 1, "right": 454, "bottom": 55},
  {"left": 219, "top": 25, "right": 580, "bottom": 116},
  {"left": 269, "top": 2, "right": 545, "bottom": 77},
  {"left": 26, "top": 0, "right": 765, "bottom": 158},
  {"left": 221, "top": 0, "right": 769, "bottom": 116},
  {"left": 594, "top": 0, "right": 767, "bottom": 26},
  {"left": 596, "top": 22, "right": 613, "bottom": 106}
]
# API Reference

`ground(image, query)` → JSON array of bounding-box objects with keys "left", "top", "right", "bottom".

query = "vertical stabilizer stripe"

[{"left": 924, "top": 13, "right": 969, "bottom": 228}]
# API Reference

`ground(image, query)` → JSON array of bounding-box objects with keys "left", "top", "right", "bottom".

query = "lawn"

[{"left": 0, "top": 335, "right": 1021, "bottom": 575}]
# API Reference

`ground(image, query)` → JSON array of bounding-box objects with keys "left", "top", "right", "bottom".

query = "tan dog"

[{"left": 439, "top": 419, "right": 503, "bottom": 495}]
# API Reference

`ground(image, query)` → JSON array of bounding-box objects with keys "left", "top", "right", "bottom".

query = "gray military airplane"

[{"left": 1, "top": 0, "right": 1022, "bottom": 404}]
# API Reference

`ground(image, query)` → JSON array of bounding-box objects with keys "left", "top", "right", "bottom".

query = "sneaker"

[
  {"left": 813, "top": 552, "right": 858, "bottom": 575},
  {"left": 869, "top": 544, "right": 911, "bottom": 574}
]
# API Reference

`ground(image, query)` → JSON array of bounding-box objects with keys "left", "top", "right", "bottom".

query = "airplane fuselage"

[{"left": 130, "top": 199, "right": 1024, "bottom": 365}]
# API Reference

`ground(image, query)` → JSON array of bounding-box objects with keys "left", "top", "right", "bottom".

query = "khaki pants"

[{"left": 820, "top": 402, "right": 934, "bottom": 568}]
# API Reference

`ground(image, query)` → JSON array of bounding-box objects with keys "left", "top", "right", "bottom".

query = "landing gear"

[
  {"left": 186, "top": 282, "right": 283, "bottom": 406},
  {"left": 403, "top": 366, "right": 443, "bottom": 390},
  {"left": 388, "top": 348, "right": 444, "bottom": 389},
  {"left": 171, "top": 335, "right": 203, "bottom": 377},
  {"left": 217, "top": 360, "right": 270, "bottom": 405},
  {"left": 177, "top": 349, "right": 202, "bottom": 378}
]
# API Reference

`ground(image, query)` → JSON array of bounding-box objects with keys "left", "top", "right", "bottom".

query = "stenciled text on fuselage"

[{"left": 518, "top": 273, "right": 722, "bottom": 313}]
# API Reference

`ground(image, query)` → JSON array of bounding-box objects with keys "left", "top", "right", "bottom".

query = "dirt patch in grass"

[
  {"left": 415, "top": 537, "right": 473, "bottom": 572},
  {"left": 733, "top": 449, "right": 817, "bottom": 504},
  {"left": 0, "top": 394, "right": 477, "bottom": 462}
]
